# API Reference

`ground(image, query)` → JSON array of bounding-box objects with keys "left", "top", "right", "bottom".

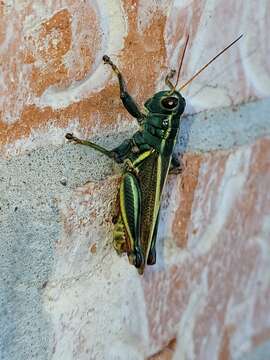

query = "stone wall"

[{"left": 0, "top": 1, "right": 270, "bottom": 359}]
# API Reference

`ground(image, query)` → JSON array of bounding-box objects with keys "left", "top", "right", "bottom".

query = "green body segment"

[
  {"left": 66, "top": 59, "right": 186, "bottom": 274},
  {"left": 113, "top": 152, "right": 167, "bottom": 273},
  {"left": 113, "top": 92, "right": 185, "bottom": 273}
]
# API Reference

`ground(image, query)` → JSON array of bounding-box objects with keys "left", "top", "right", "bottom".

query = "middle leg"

[{"left": 65, "top": 133, "right": 121, "bottom": 162}]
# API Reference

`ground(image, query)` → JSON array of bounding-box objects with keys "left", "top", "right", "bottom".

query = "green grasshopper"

[{"left": 66, "top": 34, "right": 242, "bottom": 274}]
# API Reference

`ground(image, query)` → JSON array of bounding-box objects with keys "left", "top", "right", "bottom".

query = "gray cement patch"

[
  {"left": 238, "top": 341, "right": 270, "bottom": 360},
  {"left": 178, "top": 97, "right": 270, "bottom": 153},
  {"left": 0, "top": 139, "right": 118, "bottom": 360}
]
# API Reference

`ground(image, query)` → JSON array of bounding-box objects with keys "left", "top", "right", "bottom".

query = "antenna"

[
  {"left": 174, "top": 34, "right": 190, "bottom": 90},
  {"left": 179, "top": 34, "right": 243, "bottom": 92}
]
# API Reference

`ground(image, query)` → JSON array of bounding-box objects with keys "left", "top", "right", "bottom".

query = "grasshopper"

[{"left": 66, "top": 34, "right": 242, "bottom": 274}]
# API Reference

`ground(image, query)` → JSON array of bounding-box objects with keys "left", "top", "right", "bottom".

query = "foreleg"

[
  {"left": 103, "top": 55, "right": 144, "bottom": 123},
  {"left": 165, "top": 69, "right": 176, "bottom": 91}
]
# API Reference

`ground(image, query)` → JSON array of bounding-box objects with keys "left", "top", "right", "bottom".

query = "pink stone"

[{"left": 145, "top": 137, "right": 270, "bottom": 358}]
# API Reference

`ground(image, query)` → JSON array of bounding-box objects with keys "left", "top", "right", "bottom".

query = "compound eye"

[{"left": 161, "top": 97, "right": 178, "bottom": 109}]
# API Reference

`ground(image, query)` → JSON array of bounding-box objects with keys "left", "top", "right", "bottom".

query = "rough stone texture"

[
  {"left": 1, "top": 1, "right": 270, "bottom": 360},
  {"left": 1, "top": 0, "right": 270, "bottom": 155},
  {"left": 145, "top": 137, "right": 270, "bottom": 359}
]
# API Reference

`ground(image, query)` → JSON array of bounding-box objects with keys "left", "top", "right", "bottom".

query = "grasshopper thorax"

[{"left": 144, "top": 90, "right": 186, "bottom": 116}]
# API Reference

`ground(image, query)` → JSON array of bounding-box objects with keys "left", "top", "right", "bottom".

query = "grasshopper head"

[{"left": 144, "top": 90, "right": 185, "bottom": 116}]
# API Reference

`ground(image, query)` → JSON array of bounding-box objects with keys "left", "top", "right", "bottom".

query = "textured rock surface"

[
  {"left": 1, "top": 0, "right": 270, "bottom": 155},
  {"left": 1, "top": 1, "right": 270, "bottom": 360}
]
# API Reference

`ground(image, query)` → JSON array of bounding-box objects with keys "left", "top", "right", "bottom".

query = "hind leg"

[
  {"left": 113, "top": 213, "right": 128, "bottom": 255},
  {"left": 113, "top": 199, "right": 143, "bottom": 268},
  {"left": 147, "top": 210, "right": 160, "bottom": 265},
  {"left": 119, "top": 172, "right": 144, "bottom": 268}
]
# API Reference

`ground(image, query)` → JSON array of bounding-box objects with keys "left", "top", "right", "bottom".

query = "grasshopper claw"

[
  {"left": 65, "top": 133, "right": 74, "bottom": 140},
  {"left": 168, "top": 69, "right": 176, "bottom": 78},
  {"left": 103, "top": 55, "right": 120, "bottom": 74},
  {"left": 103, "top": 55, "right": 112, "bottom": 64},
  {"left": 65, "top": 133, "right": 81, "bottom": 144}
]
